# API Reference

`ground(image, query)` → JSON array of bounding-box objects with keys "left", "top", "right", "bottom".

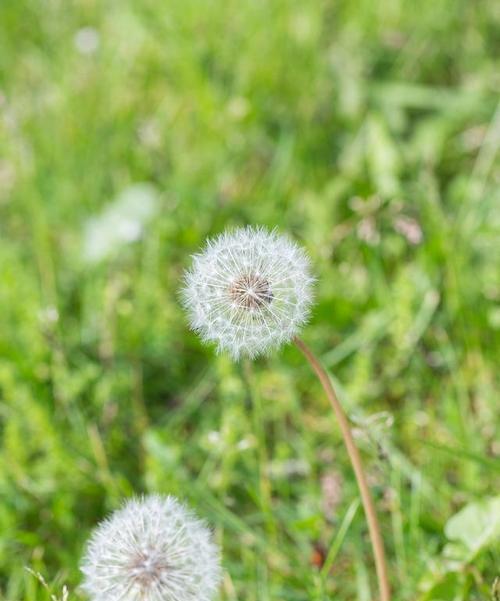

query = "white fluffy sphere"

[
  {"left": 182, "top": 226, "right": 314, "bottom": 359},
  {"left": 80, "top": 495, "right": 221, "bottom": 601}
]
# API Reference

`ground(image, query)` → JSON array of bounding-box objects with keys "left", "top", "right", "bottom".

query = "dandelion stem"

[
  {"left": 294, "top": 337, "right": 391, "bottom": 601},
  {"left": 242, "top": 359, "right": 277, "bottom": 540}
]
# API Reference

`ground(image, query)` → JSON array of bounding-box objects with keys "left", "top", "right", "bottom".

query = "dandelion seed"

[
  {"left": 182, "top": 226, "right": 314, "bottom": 359},
  {"left": 80, "top": 495, "right": 221, "bottom": 601}
]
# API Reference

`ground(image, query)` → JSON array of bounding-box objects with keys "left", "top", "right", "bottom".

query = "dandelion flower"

[
  {"left": 80, "top": 495, "right": 221, "bottom": 601},
  {"left": 182, "top": 226, "right": 314, "bottom": 359}
]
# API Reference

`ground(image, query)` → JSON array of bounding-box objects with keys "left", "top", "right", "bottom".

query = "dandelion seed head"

[
  {"left": 80, "top": 495, "right": 221, "bottom": 601},
  {"left": 182, "top": 226, "right": 314, "bottom": 359}
]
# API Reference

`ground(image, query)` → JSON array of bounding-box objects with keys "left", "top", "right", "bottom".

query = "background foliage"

[{"left": 0, "top": 0, "right": 499, "bottom": 599}]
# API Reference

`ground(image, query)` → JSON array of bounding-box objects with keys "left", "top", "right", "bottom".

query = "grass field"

[{"left": 1, "top": 0, "right": 499, "bottom": 599}]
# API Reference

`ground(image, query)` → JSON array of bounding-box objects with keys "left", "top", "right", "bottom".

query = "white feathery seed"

[
  {"left": 80, "top": 495, "right": 221, "bottom": 601},
  {"left": 182, "top": 226, "right": 314, "bottom": 359}
]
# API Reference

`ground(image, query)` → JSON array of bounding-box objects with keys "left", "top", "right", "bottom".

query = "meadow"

[{"left": 0, "top": 0, "right": 499, "bottom": 599}]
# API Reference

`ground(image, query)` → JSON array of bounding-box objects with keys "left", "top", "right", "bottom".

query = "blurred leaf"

[{"left": 444, "top": 496, "right": 500, "bottom": 557}]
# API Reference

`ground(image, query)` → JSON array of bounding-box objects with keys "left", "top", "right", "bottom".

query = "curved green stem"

[{"left": 294, "top": 337, "right": 391, "bottom": 601}]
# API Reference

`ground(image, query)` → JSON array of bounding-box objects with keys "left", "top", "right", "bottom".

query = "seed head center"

[
  {"left": 229, "top": 273, "right": 273, "bottom": 309},
  {"left": 128, "top": 550, "right": 171, "bottom": 587}
]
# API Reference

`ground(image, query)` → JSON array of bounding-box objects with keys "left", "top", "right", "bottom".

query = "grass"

[{"left": 0, "top": 0, "right": 499, "bottom": 599}]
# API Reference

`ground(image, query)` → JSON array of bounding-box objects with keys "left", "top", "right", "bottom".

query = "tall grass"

[{"left": 0, "top": 0, "right": 499, "bottom": 599}]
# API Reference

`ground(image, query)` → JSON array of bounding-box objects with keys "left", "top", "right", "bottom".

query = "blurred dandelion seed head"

[
  {"left": 182, "top": 226, "right": 314, "bottom": 359},
  {"left": 74, "top": 27, "right": 100, "bottom": 55},
  {"left": 80, "top": 495, "right": 221, "bottom": 601},
  {"left": 83, "top": 183, "right": 159, "bottom": 263}
]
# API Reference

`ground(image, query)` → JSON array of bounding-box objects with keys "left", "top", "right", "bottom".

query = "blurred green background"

[{"left": 0, "top": 0, "right": 499, "bottom": 599}]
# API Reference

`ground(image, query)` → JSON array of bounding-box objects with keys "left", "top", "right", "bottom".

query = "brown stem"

[{"left": 294, "top": 337, "right": 391, "bottom": 601}]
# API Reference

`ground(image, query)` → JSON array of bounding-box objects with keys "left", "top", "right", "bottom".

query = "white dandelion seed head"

[
  {"left": 80, "top": 495, "right": 221, "bottom": 601},
  {"left": 182, "top": 226, "right": 314, "bottom": 359}
]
